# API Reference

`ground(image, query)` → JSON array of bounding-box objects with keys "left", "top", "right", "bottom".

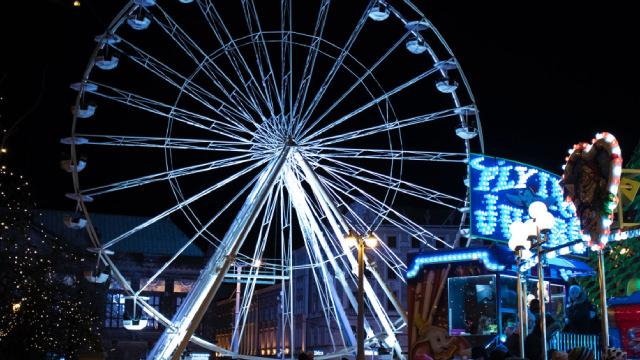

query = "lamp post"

[
  {"left": 597, "top": 250, "right": 610, "bottom": 354},
  {"left": 509, "top": 201, "right": 555, "bottom": 360},
  {"left": 508, "top": 221, "right": 534, "bottom": 358},
  {"left": 535, "top": 229, "right": 548, "bottom": 360},
  {"left": 345, "top": 230, "right": 377, "bottom": 360},
  {"left": 529, "top": 202, "right": 555, "bottom": 360}
]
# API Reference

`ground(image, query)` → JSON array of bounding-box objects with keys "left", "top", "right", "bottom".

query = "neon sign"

[{"left": 469, "top": 154, "right": 584, "bottom": 254}]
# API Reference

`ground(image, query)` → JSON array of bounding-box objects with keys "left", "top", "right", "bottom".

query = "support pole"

[
  {"left": 232, "top": 265, "right": 242, "bottom": 355},
  {"left": 597, "top": 250, "right": 610, "bottom": 353},
  {"left": 516, "top": 253, "right": 525, "bottom": 357},
  {"left": 522, "top": 274, "right": 529, "bottom": 337},
  {"left": 537, "top": 231, "right": 547, "bottom": 360},
  {"left": 357, "top": 238, "right": 365, "bottom": 360}
]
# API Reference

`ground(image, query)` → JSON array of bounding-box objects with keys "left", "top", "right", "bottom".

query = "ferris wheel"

[{"left": 63, "top": 0, "right": 483, "bottom": 359}]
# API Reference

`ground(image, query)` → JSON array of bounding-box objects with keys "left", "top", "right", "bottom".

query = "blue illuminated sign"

[{"left": 469, "top": 154, "right": 583, "bottom": 253}]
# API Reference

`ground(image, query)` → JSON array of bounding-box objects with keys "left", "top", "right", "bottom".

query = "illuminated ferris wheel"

[{"left": 63, "top": 0, "right": 483, "bottom": 358}]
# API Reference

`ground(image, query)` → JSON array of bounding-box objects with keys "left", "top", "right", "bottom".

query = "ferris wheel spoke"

[
  {"left": 101, "top": 158, "right": 269, "bottom": 250},
  {"left": 150, "top": 4, "right": 267, "bottom": 125},
  {"left": 320, "top": 194, "right": 406, "bottom": 275},
  {"left": 74, "top": 134, "right": 255, "bottom": 153},
  {"left": 111, "top": 39, "right": 254, "bottom": 130},
  {"left": 178, "top": 172, "right": 268, "bottom": 268},
  {"left": 159, "top": 1, "right": 267, "bottom": 117},
  {"left": 240, "top": 0, "right": 283, "bottom": 116},
  {"left": 137, "top": 222, "right": 213, "bottom": 295},
  {"left": 295, "top": 33, "right": 410, "bottom": 139},
  {"left": 87, "top": 81, "right": 253, "bottom": 142},
  {"left": 81, "top": 153, "right": 259, "bottom": 198},
  {"left": 195, "top": 61, "right": 265, "bottom": 129},
  {"left": 310, "top": 105, "right": 475, "bottom": 146},
  {"left": 319, "top": 172, "right": 447, "bottom": 249},
  {"left": 291, "top": 0, "right": 331, "bottom": 122},
  {"left": 301, "top": 65, "right": 442, "bottom": 143},
  {"left": 306, "top": 146, "right": 468, "bottom": 162},
  {"left": 317, "top": 156, "right": 464, "bottom": 209},
  {"left": 196, "top": 0, "right": 276, "bottom": 119},
  {"left": 295, "top": 0, "right": 376, "bottom": 134},
  {"left": 280, "top": 0, "right": 293, "bottom": 127},
  {"left": 232, "top": 186, "right": 278, "bottom": 347}
]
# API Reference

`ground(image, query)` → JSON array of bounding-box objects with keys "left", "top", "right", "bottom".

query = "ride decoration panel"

[{"left": 469, "top": 154, "right": 585, "bottom": 255}]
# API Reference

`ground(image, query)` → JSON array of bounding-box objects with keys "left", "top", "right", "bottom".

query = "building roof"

[{"left": 36, "top": 209, "right": 204, "bottom": 257}]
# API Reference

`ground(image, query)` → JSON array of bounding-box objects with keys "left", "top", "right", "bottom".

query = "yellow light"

[
  {"left": 12, "top": 303, "right": 21, "bottom": 313},
  {"left": 0, "top": 148, "right": 7, "bottom": 153},
  {"left": 364, "top": 232, "right": 378, "bottom": 248},
  {"left": 344, "top": 231, "right": 358, "bottom": 248},
  {"left": 73, "top": 0, "right": 81, "bottom": 6}
]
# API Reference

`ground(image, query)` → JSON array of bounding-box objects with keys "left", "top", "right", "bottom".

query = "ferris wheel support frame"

[
  {"left": 297, "top": 153, "right": 408, "bottom": 326},
  {"left": 149, "top": 146, "right": 291, "bottom": 360},
  {"left": 295, "top": 153, "right": 406, "bottom": 360},
  {"left": 284, "top": 166, "right": 359, "bottom": 349}
]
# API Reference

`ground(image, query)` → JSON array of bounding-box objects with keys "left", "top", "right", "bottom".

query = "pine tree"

[{"left": 0, "top": 166, "right": 102, "bottom": 359}]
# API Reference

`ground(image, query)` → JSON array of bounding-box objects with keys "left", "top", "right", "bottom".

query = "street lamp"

[
  {"left": 508, "top": 201, "right": 555, "bottom": 360},
  {"left": 508, "top": 221, "right": 533, "bottom": 358},
  {"left": 345, "top": 230, "right": 377, "bottom": 360}
]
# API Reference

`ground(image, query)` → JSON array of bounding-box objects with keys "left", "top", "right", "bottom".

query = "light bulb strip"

[
  {"left": 610, "top": 227, "right": 640, "bottom": 242},
  {"left": 406, "top": 248, "right": 506, "bottom": 279},
  {"left": 562, "top": 132, "right": 622, "bottom": 250}
]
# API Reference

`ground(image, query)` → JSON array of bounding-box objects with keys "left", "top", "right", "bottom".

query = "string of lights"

[{"left": 0, "top": 166, "right": 102, "bottom": 358}]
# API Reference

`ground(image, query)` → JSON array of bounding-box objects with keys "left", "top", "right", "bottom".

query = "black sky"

[{"left": 1, "top": 0, "right": 639, "bottom": 211}]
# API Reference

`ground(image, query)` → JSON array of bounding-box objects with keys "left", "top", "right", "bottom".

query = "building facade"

[
  {"left": 37, "top": 209, "right": 211, "bottom": 359},
  {"left": 35, "top": 208, "right": 459, "bottom": 359}
]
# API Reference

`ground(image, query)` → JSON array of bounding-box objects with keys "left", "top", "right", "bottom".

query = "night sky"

[{"left": 1, "top": 0, "right": 639, "bottom": 212}]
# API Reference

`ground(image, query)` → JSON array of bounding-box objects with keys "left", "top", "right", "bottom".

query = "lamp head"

[
  {"left": 364, "top": 231, "right": 378, "bottom": 248},
  {"left": 537, "top": 211, "right": 555, "bottom": 231},
  {"left": 344, "top": 230, "right": 358, "bottom": 248},
  {"left": 528, "top": 201, "right": 548, "bottom": 219},
  {"left": 508, "top": 221, "right": 532, "bottom": 252}
]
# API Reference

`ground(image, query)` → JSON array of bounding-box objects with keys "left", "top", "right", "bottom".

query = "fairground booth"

[
  {"left": 406, "top": 245, "right": 594, "bottom": 360},
  {"left": 406, "top": 154, "right": 600, "bottom": 360}
]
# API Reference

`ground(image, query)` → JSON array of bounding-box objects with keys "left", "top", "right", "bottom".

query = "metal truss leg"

[
  {"left": 294, "top": 152, "right": 406, "bottom": 360},
  {"left": 284, "top": 167, "right": 358, "bottom": 348},
  {"left": 148, "top": 148, "right": 291, "bottom": 360}
]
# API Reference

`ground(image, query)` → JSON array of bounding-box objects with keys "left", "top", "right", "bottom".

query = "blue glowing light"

[
  {"left": 470, "top": 154, "right": 584, "bottom": 254},
  {"left": 406, "top": 248, "right": 506, "bottom": 279}
]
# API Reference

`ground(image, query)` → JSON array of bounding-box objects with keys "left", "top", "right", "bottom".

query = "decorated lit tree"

[
  {"left": 577, "top": 140, "right": 640, "bottom": 308},
  {"left": 0, "top": 166, "right": 102, "bottom": 359}
]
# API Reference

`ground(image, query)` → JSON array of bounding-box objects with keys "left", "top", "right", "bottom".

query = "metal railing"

[{"left": 549, "top": 332, "right": 601, "bottom": 360}]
